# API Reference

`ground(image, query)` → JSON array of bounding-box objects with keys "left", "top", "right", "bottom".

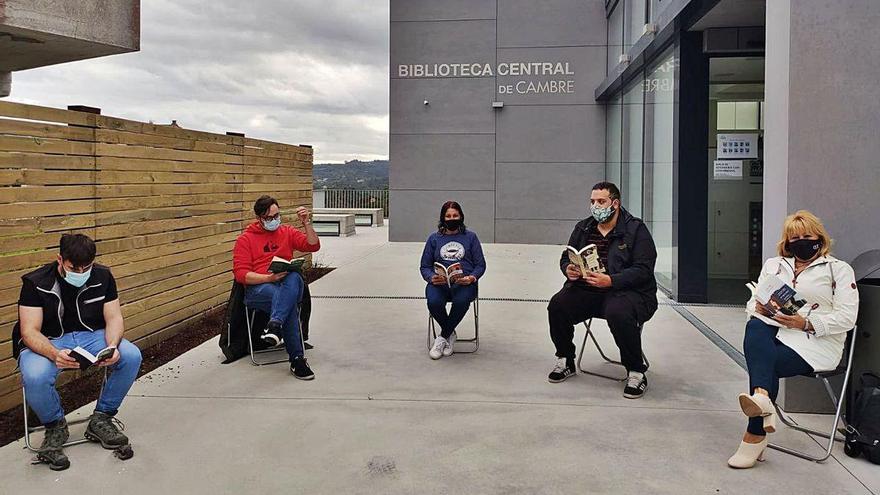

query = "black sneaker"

[
  {"left": 261, "top": 320, "right": 283, "bottom": 347},
  {"left": 304, "top": 342, "right": 314, "bottom": 350},
  {"left": 36, "top": 418, "right": 70, "bottom": 471},
  {"left": 623, "top": 371, "right": 648, "bottom": 399},
  {"left": 85, "top": 411, "right": 129, "bottom": 449},
  {"left": 548, "top": 358, "right": 576, "bottom": 383},
  {"left": 290, "top": 356, "right": 315, "bottom": 380}
]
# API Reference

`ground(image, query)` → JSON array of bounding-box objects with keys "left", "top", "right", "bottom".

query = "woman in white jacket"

[{"left": 728, "top": 210, "right": 859, "bottom": 469}]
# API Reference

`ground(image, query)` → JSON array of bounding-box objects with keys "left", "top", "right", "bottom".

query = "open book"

[
  {"left": 565, "top": 244, "right": 606, "bottom": 277},
  {"left": 746, "top": 274, "right": 808, "bottom": 327},
  {"left": 434, "top": 262, "right": 464, "bottom": 288},
  {"left": 70, "top": 346, "right": 116, "bottom": 370},
  {"left": 268, "top": 256, "right": 305, "bottom": 274}
]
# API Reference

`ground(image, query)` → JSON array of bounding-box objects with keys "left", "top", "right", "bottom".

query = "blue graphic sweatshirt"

[{"left": 419, "top": 229, "right": 487, "bottom": 283}]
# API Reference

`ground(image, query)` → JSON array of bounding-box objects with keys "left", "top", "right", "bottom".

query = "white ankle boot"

[
  {"left": 728, "top": 437, "right": 768, "bottom": 469},
  {"left": 738, "top": 393, "right": 776, "bottom": 433}
]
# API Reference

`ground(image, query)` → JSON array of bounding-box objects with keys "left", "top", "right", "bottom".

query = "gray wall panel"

[
  {"left": 784, "top": 0, "right": 880, "bottom": 263},
  {"left": 391, "top": 0, "right": 497, "bottom": 22},
  {"left": 391, "top": 77, "right": 496, "bottom": 134},
  {"left": 391, "top": 20, "right": 497, "bottom": 72},
  {"left": 496, "top": 162, "right": 603, "bottom": 220},
  {"left": 496, "top": 105, "right": 605, "bottom": 163},
  {"left": 497, "top": 0, "right": 607, "bottom": 47},
  {"left": 494, "top": 219, "right": 578, "bottom": 245},
  {"left": 390, "top": 134, "right": 496, "bottom": 191},
  {"left": 495, "top": 46, "right": 606, "bottom": 106},
  {"left": 390, "top": 190, "right": 496, "bottom": 243}
]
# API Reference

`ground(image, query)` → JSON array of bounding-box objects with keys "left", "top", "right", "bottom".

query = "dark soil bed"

[{"left": 0, "top": 266, "right": 334, "bottom": 448}]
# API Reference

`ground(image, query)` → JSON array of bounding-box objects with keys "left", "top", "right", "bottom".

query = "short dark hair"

[
  {"left": 59, "top": 234, "right": 96, "bottom": 268},
  {"left": 253, "top": 195, "right": 279, "bottom": 217},
  {"left": 592, "top": 181, "right": 621, "bottom": 202},
  {"left": 437, "top": 201, "right": 467, "bottom": 232}
]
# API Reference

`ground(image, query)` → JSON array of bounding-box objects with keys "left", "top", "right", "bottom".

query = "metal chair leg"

[
  {"left": 767, "top": 329, "right": 857, "bottom": 463},
  {"left": 23, "top": 368, "right": 108, "bottom": 452},
  {"left": 577, "top": 319, "right": 649, "bottom": 382},
  {"left": 246, "top": 308, "right": 288, "bottom": 366},
  {"left": 426, "top": 297, "right": 479, "bottom": 353}
]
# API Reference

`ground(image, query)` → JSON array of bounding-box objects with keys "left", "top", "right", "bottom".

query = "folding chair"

[
  {"left": 22, "top": 368, "right": 108, "bottom": 453},
  {"left": 576, "top": 317, "right": 649, "bottom": 381},
  {"left": 427, "top": 289, "right": 479, "bottom": 353},
  {"left": 768, "top": 327, "right": 857, "bottom": 462},
  {"left": 244, "top": 307, "right": 290, "bottom": 366}
]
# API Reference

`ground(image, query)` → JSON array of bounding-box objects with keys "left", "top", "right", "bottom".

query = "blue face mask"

[
  {"left": 62, "top": 266, "right": 92, "bottom": 288},
  {"left": 590, "top": 203, "right": 616, "bottom": 224},
  {"left": 261, "top": 216, "right": 281, "bottom": 231}
]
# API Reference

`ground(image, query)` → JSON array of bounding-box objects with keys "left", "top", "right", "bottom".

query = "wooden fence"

[{"left": 0, "top": 101, "right": 313, "bottom": 411}]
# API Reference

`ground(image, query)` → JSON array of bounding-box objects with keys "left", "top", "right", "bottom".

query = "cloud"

[{"left": 7, "top": 0, "right": 390, "bottom": 163}]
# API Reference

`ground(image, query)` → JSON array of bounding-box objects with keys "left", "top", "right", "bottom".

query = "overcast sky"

[{"left": 9, "top": 1, "right": 390, "bottom": 163}]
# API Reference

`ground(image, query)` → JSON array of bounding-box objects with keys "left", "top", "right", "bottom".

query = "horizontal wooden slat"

[{"left": 0, "top": 101, "right": 95, "bottom": 126}]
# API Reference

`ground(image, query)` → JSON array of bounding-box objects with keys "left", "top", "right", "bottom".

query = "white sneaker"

[
  {"left": 429, "top": 336, "right": 447, "bottom": 360},
  {"left": 442, "top": 332, "right": 456, "bottom": 357}
]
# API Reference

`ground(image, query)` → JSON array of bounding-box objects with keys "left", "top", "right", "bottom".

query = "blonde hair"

[{"left": 776, "top": 210, "right": 833, "bottom": 258}]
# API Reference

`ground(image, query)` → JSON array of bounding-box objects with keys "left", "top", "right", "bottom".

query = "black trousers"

[{"left": 547, "top": 284, "right": 647, "bottom": 373}]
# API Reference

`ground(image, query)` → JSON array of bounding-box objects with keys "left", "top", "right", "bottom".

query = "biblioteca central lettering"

[{"left": 397, "top": 62, "right": 575, "bottom": 78}]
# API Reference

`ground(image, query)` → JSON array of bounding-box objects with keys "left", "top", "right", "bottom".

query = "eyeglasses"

[
  {"left": 64, "top": 263, "right": 93, "bottom": 274},
  {"left": 260, "top": 213, "right": 281, "bottom": 221}
]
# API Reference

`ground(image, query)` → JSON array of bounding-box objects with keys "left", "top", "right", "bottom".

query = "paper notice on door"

[
  {"left": 717, "top": 133, "right": 758, "bottom": 159},
  {"left": 714, "top": 160, "right": 743, "bottom": 180}
]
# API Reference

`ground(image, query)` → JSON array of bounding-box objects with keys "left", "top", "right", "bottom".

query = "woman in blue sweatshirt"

[{"left": 420, "top": 201, "right": 487, "bottom": 359}]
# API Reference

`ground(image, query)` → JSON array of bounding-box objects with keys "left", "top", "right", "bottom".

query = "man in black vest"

[
  {"left": 15, "top": 234, "right": 141, "bottom": 470},
  {"left": 546, "top": 182, "right": 658, "bottom": 398}
]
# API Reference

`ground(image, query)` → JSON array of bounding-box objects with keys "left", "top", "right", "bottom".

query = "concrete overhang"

[{"left": 0, "top": 0, "right": 140, "bottom": 72}]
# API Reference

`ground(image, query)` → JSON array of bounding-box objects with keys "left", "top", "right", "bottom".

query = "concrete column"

[{"left": 765, "top": 0, "right": 880, "bottom": 412}]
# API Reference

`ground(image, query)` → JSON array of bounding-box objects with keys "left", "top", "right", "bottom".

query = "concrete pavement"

[{"left": 0, "top": 223, "right": 876, "bottom": 494}]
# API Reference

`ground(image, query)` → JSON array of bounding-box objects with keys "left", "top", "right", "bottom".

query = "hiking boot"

[
  {"left": 261, "top": 320, "right": 283, "bottom": 347},
  {"left": 548, "top": 357, "right": 576, "bottom": 383},
  {"left": 442, "top": 332, "right": 456, "bottom": 357},
  {"left": 623, "top": 371, "right": 648, "bottom": 399},
  {"left": 85, "top": 411, "right": 129, "bottom": 449},
  {"left": 36, "top": 418, "right": 70, "bottom": 471},
  {"left": 290, "top": 356, "right": 315, "bottom": 380}
]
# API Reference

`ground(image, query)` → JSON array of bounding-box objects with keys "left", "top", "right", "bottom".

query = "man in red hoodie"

[{"left": 233, "top": 195, "right": 321, "bottom": 379}]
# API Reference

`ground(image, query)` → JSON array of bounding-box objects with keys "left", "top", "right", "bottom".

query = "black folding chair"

[{"left": 577, "top": 317, "right": 649, "bottom": 381}]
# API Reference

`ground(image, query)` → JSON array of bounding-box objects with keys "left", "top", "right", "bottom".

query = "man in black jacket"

[
  {"left": 15, "top": 234, "right": 141, "bottom": 470},
  {"left": 547, "top": 182, "right": 658, "bottom": 399}
]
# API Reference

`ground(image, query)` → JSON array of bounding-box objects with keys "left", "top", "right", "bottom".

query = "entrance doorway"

[{"left": 706, "top": 56, "right": 765, "bottom": 304}]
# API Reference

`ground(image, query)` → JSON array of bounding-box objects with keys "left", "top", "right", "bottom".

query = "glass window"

[
  {"left": 643, "top": 47, "right": 676, "bottom": 288},
  {"left": 621, "top": 77, "right": 644, "bottom": 217},
  {"left": 606, "top": 94, "right": 622, "bottom": 186},
  {"left": 716, "top": 102, "right": 736, "bottom": 130},
  {"left": 735, "top": 101, "right": 759, "bottom": 129},
  {"left": 607, "top": 2, "right": 624, "bottom": 75},
  {"left": 625, "top": 0, "right": 647, "bottom": 50}
]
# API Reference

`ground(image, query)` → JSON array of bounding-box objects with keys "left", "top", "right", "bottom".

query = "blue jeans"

[
  {"left": 19, "top": 330, "right": 142, "bottom": 425},
  {"left": 743, "top": 318, "right": 813, "bottom": 435},
  {"left": 244, "top": 272, "right": 304, "bottom": 360},
  {"left": 426, "top": 283, "right": 477, "bottom": 339}
]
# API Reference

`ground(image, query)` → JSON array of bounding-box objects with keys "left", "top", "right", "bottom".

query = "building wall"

[
  {"left": 390, "top": 0, "right": 608, "bottom": 243},
  {"left": 764, "top": 0, "right": 880, "bottom": 263}
]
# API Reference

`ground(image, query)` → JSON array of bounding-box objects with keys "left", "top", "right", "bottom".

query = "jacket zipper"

[
  {"left": 781, "top": 257, "right": 828, "bottom": 288},
  {"left": 75, "top": 283, "right": 102, "bottom": 332}
]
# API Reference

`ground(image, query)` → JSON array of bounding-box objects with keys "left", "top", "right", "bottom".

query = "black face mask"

[
  {"left": 443, "top": 219, "right": 462, "bottom": 231},
  {"left": 788, "top": 238, "right": 822, "bottom": 261}
]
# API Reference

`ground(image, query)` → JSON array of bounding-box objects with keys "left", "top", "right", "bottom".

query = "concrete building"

[
  {"left": 390, "top": 0, "right": 880, "bottom": 305},
  {"left": 0, "top": 0, "right": 140, "bottom": 97}
]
